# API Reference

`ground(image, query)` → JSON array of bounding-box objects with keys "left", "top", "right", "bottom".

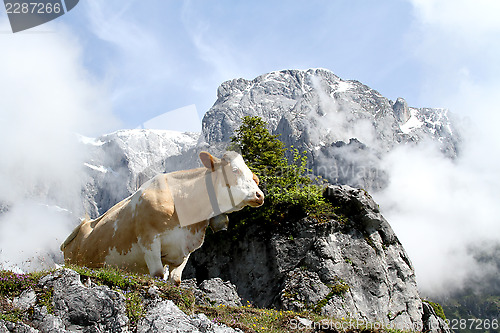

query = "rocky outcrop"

[
  {"left": 182, "top": 278, "right": 243, "bottom": 308},
  {"left": 392, "top": 97, "right": 411, "bottom": 123},
  {"left": 184, "top": 185, "right": 450, "bottom": 332},
  {"left": 136, "top": 300, "right": 241, "bottom": 333},
  {"left": 0, "top": 269, "right": 242, "bottom": 333}
]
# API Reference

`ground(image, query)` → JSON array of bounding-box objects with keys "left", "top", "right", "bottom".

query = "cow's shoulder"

[
  {"left": 132, "top": 174, "right": 178, "bottom": 245},
  {"left": 138, "top": 174, "right": 174, "bottom": 215}
]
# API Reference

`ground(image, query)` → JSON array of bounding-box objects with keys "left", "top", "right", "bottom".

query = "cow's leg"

[
  {"left": 141, "top": 238, "right": 164, "bottom": 279},
  {"left": 167, "top": 253, "right": 190, "bottom": 286}
]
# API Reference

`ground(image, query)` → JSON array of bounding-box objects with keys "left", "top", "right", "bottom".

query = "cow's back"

[{"left": 62, "top": 174, "right": 178, "bottom": 268}]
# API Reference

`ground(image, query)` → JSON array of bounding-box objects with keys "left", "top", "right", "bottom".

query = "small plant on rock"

[{"left": 229, "top": 116, "right": 340, "bottom": 227}]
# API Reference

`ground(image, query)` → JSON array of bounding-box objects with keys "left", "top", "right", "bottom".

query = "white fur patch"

[
  {"left": 104, "top": 241, "right": 149, "bottom": 273},
  {"left": 159, "top": 226, "right": 205, "bottom": 267}
]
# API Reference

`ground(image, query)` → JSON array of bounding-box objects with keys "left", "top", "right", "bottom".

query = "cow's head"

[{"left": 200, "top": 151, "right": 264, "bottom": 211}]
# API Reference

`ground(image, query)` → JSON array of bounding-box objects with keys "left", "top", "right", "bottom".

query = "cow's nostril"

[{"left": 256, "top": 192, "right": 263, "bottom": 200}]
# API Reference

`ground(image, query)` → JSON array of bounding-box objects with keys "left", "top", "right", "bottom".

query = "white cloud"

[
  {"left": 408, "top": 0, "right": 500, "bottom": 112},
  {"left": 372, "top": 0, "right": 500, "bottom": 296},
  {"left": 375, "top": 139, "right": 500, "bottom": 295},
  {"left": 411, "top": 0, "right": 500, "bottom": 36},
  {"left": 80, "top": 0, "right": 181, "bottom": 126},
  {"left": 0, "top": 18, "right": 117, "bottom": 270}
]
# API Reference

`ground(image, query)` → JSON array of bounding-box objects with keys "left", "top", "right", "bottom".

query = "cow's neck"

[
  {"left": 195, "top": 166, "right": 240, "bottom": 218},
  {"left": 206, "top": 167, "right": 238, "bottom": 216},
  {"left": 166, "top": 168, "right": 228, "bottom": 225}
]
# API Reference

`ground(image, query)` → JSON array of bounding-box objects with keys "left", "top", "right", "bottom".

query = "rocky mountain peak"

[{"left": 202, "top": 68, "right": 461, "bottom": 190}]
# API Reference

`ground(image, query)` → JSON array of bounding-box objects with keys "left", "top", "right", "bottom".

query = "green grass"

[
  {"left": 68, "top": 265, "right": 139, "bottom": 290},
  {"left": 68, "top": 265, "right": 195, "bottom": 316},
  {"left": 200, "top": 302, "right": 416, "bottom": 333},
  {"left": 312, "top": 279, "right": 350, "bottom": 314},
  {"left": 0, "top": 309, "right": 23, "bottom": 323},
  {"left": 124, "top": 291, "right": 144, "bottom": 329},
  {"left": 0, "top": 271, "right": 36, "bottom": 297}
]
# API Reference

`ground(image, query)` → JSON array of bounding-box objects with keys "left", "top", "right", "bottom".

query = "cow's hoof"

[{"left": 167, "top": 277, "right": 182, "bottom": 286}]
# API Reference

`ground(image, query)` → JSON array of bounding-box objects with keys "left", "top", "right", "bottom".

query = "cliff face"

[{"left": 184, "top": 185, "right": 450, "bottom": 332}]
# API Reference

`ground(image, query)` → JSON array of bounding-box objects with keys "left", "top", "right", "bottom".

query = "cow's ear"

[
  {"left": 252, "top": 173, "right": 260, "bottom": 185},
  {"left": 200, "top": 151, "right": 220, "bottom": 171}
]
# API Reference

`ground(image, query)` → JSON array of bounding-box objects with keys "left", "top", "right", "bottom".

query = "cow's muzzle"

[
  {"left": 209, "top": 214, "right": 229, "bottom": 232},
  {"left": 249, "top": 190, "right": 264, "bottom": 207}
]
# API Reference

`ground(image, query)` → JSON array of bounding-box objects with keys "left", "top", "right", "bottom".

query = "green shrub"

[{"left": 229, "top": 116, "right": 340, "bottom": 229}]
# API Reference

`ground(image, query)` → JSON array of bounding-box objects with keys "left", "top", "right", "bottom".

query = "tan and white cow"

[{"left": 61, "top": 151, "right": 264, "bottom": 285}]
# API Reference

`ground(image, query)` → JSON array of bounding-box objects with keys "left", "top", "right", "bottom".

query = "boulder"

[{"left": 185, "top": 185, "right": 447, "bottom": 332}]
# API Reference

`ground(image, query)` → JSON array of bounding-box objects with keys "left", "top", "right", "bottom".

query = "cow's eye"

[{"left": 232, "top": 168, "right": 241, "bottom": 174}]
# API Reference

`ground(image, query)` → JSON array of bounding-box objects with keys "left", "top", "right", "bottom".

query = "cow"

[{"left": 61, "top": 151, "right": 264, "bottom": 285}]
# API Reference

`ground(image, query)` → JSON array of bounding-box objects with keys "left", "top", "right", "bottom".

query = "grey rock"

[
  {"left": 12, "top": 290, "right": 36, "bottom": 311},
  {"left": 0, "top": 202, "right": 9, "bottom": 215},
  {"left": 35, "top": 269, "right": 129, "bottom": 333},
  {"left": 278, "top": 269, "right": 331, "bottom": 312},
  {"left": 2, "top": 269, "right": 242, "bottom": 333},
  {"left": 137, "top": 300, "right": 194, "bottom": 333},
  {"left": 31, "top": 306, "right": 68, "bottom": 333},
  {"left": 137, "top": 300, "right": 240, "bottom": 333},
  {"left": 422, "top": 302, "right": 452, "bottom": 333},
  {"left": 198, "top": 278, "right": 242, "bottom": 307},
  {"left": 190, "top": 313, "right": 243, "bottom": 333},
  {"left": 0, "top": 320, "right": 38, "bottom": 333},
  {"left": 392, "top": 97, "right": 410, "bottom": 123},
  {"left": 147, "top": 286, "right": 160, "bottom": 298},
  {"left": 181, "top": 278, "right": 242, "bottom": 307}
]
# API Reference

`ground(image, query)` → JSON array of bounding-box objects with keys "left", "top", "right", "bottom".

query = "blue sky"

[{"left": 5, "top": 0, "right": 498, "bottom": 133}]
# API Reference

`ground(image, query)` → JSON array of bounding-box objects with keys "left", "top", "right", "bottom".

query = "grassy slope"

[{"left": 0, "top": 265, "right": 414, "bottom": 333}]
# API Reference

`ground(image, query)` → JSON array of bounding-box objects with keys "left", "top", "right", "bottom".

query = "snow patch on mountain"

[{"left": 400, "top": 108, "right": 424, "bottom": 134}]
